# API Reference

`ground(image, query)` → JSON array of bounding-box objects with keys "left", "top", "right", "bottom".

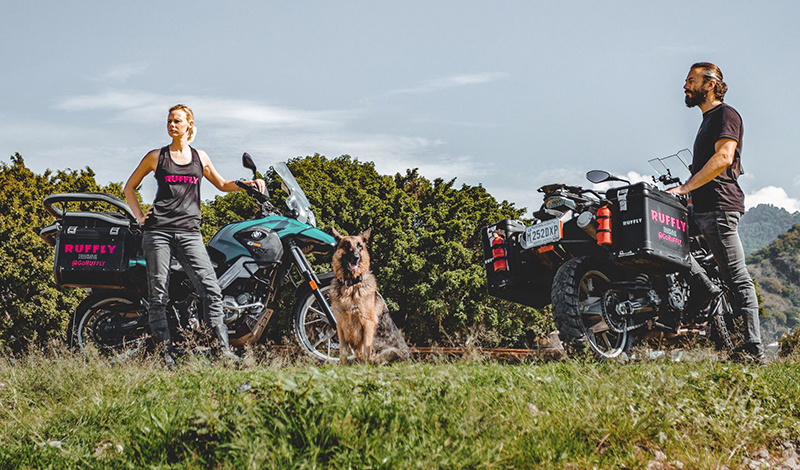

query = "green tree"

[
  {"left": 0, "top": 155, "right": 124, "bottom": 352},
  {"left": 4, "top": 153, "right": 553, "bottom": 352},
  {"left": 285, "top": 154, "right": 551, "bottom": 346}
]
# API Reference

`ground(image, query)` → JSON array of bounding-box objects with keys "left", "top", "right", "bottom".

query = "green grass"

[{"left": 1, "top": 347, "right": 799, "bottom": 469}]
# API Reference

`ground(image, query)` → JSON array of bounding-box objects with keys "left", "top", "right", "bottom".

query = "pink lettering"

[
  {"left": 651, "top": 210, "right": 658, "bottom": 221},
  {"left": 164, "top": 175, "right": 200, "bottom": 184},
  {"left": 108, "top": 245, "right": 116, "bottom": 254},
  {"left": 64, "top": 244, "right": 73, "bottom": 253},
  {"left": 75, "top": 245, "right": 84, "bottom": 253}
]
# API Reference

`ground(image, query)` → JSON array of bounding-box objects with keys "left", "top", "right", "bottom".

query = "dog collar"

[{"left": 342, "top": 275, "right": 363, "bottom": 286}]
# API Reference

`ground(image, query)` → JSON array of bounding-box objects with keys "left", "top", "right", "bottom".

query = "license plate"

[{"left": 521, "top": 219, "right": 562, "bottom": 249}]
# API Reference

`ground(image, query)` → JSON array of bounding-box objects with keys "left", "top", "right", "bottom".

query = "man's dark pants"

[{"left": 688, "top": 210, "right": 762, "bottom": 345}]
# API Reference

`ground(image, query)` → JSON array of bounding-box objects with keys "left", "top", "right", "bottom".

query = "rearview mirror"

[
  {"left": 242, "top": 153, "right": 258, "bottom": 178},
  {"left": 586, "top": 170, "right": 611, "bottom": 184},
  {"left": 586, "top": 170, "right": 630, "bottom": 185}
]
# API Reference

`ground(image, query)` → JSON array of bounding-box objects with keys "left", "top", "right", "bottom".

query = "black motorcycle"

[
  {"left": 481, "top": 150, "right": 743, "bottom": 359},
  {"left": 40, "top": 154, "right": 344, "bottom": 362}
]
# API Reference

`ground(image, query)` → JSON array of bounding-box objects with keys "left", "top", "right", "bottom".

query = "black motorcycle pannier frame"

[
  {"left": 42, "top": 193, "right": 141, "bottom": 289},
  {"left": 606, "top": 182, "right": 691, "bottom": 273}
]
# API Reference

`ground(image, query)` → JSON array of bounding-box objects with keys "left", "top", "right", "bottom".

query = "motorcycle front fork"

[{"left": 288, "top": 242, "right": 337, "bottom": 327}]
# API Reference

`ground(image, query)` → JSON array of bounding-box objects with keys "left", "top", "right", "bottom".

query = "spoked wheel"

[
  {"left": 67, "top": 292, "right": 149, "bottom": 360},
  {"left": 552, "top": 256, "right": 634, "bottom": 360},
  {"left": 709, "top": 288, "right": 745, "bottom": 353},
  {"left": 291, "top": 275, "right": 347, "bottom": 363}
]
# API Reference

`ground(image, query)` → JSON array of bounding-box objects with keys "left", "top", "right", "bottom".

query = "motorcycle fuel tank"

[{"left": 207, "top": 216, "right": 335, "bottom": 264}]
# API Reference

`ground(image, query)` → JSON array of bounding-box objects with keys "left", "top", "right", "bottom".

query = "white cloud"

[
  {"left": 56, "top": 91, "right": 355, "bottom": 129},
  {"left": 389, "top": 73, "right": 508, "bottom": 95},
  {"left": 746, "top": 186, "right": 800, "bottom": 213},
  {"left": 590, "top": 171, "right": 652, "bottom": 192},
  {"left": 95, "top": 63, "right": 148, "bottom": 82}
]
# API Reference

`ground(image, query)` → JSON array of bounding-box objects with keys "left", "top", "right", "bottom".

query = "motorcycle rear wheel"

[
  {"left": 708, "top": 289, "right": 743, "bottom": 353},
  {"left": 67, "top": 292, "right": 149, "bottom": 359},
  {"left": 552, "top": 256, "right": 634, "bottom": 360}
]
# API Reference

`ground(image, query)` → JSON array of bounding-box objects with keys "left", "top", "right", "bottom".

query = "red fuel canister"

[{"left": 596, "top": 206, "right": 612, "bottom": 246}]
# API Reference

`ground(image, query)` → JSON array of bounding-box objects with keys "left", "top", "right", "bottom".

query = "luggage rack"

[{"left": 41, "top": 193, "right": 141, "bottom": 248}]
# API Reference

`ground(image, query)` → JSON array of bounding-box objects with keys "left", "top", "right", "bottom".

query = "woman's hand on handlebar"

[{"left": 238, "top": 178, "right": 266, "bottom": 194}]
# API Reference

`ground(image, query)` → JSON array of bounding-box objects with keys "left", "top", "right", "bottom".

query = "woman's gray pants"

[{"left": 142, "top": 230, "right": 224, "bottom": 342}]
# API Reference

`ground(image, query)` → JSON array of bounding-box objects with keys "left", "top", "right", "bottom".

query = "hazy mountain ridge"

[
  {"left": 746, "top": 224, "right": 800, "bottom": 340},
  {"left": 739, "top": 203, "right": 800, "bottom": 255}
]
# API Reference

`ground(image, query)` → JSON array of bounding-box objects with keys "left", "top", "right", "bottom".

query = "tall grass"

[{"left": 1, "top": 346, "right": 799, "bottom": 469}]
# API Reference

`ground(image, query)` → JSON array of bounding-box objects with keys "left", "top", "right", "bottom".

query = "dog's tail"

[{"left": 374, "top": 298, "right": 410, "bottom": 362}]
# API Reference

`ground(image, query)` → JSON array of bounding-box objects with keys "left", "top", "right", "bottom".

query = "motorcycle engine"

[
  {"left": 666, "top": 276, "right": 689, "bottom": 312},
  {"left": 222, "top": 293, "right": 265, "bottom": 324}
]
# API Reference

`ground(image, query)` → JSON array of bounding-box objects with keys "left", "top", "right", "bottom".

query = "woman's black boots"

[{"left": 213, "top": 324, "right": 240, "bottom": 361}]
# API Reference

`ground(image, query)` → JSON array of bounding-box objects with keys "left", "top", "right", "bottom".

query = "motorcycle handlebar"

[{"left": 236, "top": 179, "right": 270, "bottom": 203}]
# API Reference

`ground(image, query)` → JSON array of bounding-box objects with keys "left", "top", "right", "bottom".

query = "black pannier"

[
  {"left": 606, "top": 182, "right": 691, "bottom": 273},
  {"left": 481, "top": 219, "right": 552, "bottom": 308},
  {"left": 41, "top": 193, "right": 141, "bottom": 289}
]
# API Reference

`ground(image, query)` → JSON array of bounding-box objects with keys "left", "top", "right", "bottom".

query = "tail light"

[
  {"left": 597, "top": 205, "right": 612, "bottom": 246},
  {"left": 491, "top": 233, "right": 509, "bottom": 271}
]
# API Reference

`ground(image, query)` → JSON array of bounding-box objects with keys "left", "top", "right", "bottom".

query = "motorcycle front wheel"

[
  {"left": 67, "top": 292, "right": 149, "bottom": 359},
  {"left": 291, "top": 275, "right": 341, "bottom": 363},
  {"left": 552, "top": 256, "right": 634, "bottom": 360}
]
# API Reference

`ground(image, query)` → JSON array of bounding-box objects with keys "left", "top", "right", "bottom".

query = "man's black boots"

[
  {"left": 733, "top": 342, "right": 767, "bottom": 364},
  {"left": 213, "top": 324, "right": 241, "bottom": 362}
]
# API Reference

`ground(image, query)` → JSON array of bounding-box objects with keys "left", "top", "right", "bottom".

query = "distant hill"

[
  {"left": 747, "top": 225, "right": 800, "bottom": 341},
  {"left": 739, "top": 204, "right": 800, "bottom": 255}
]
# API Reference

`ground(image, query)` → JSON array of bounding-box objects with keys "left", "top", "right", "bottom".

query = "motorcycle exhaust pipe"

[{"left": 577, "top": 211, "right": 597, "bottom": 238}]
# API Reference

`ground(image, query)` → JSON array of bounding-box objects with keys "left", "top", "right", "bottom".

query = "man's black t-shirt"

[{"left": 691, "top": 103, "right": 745, "bottom": 213}]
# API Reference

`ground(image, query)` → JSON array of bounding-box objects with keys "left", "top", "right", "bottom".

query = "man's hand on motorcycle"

[{"left": 667, "top": 185, "right": 689, "bottom": 196}]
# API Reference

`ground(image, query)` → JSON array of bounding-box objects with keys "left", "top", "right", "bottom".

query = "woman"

[{"left": 124, "top": 104, "right": 265, "bottom": 366}]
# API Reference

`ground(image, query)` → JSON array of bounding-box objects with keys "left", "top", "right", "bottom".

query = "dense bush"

[
  {"left": 0, "top": 155, "right": 125, "bottom": 352},
  {"left": 1, "top": 153, "right": 550, "bottom": 353}
]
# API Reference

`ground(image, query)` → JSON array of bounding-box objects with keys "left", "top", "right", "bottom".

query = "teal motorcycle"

[{"left": 40, "top": 154, "right": 343, "bottom": 362}]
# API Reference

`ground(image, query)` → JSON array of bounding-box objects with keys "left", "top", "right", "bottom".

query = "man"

[
  {"left": 667, "top": 62, "right": 764, "bottom": 362},
  {"left": 669, "top": 62, "right": 764, "bottom": 362}
]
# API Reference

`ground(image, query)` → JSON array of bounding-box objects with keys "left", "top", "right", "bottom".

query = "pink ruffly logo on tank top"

[{"left": 164, "top": 175, "right": 200, "bottom": 184}]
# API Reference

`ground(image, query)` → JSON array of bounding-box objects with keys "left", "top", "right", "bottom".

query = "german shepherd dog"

[{"left": 330, "top": 228, "right": 409, "bottom": 364}]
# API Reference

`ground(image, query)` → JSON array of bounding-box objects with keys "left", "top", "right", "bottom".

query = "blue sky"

[{"left": 2, "top": 1, "right": 799, "bottom": 213}]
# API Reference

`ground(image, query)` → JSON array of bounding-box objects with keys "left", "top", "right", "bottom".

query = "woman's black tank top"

[{"left": 144, "top": 146, "right": 203, "bottom": 232}]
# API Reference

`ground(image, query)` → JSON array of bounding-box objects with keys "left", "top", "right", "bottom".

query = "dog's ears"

[
  {"left": 359, "top": 228, "right": 372, "bottom": 243},
  {"left": 331, "top": 226, "right": 342, "bottom": 242}
]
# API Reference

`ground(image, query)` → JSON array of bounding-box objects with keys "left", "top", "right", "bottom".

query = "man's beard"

[{"left": 685, "top": 88, "right": 707, "bottom": 108}]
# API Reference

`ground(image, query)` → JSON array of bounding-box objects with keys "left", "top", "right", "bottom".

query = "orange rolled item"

[{"left": 596, "top": 205, "right": 612, "bottom": 245}]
